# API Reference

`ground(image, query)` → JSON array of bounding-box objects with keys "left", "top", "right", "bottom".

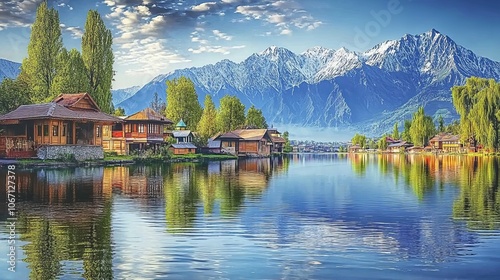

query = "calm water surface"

[{"left": 1, "top": 154, "right": 500, "bottom": 279}]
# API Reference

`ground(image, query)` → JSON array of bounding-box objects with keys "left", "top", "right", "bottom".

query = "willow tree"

[
  {"left": 452, "top": 77, "right": 500, "bottom": 151},
  {"left": 165, "top": 76, "right": 202, "bottom": 130},
  {"left": 82, "top": 10, "right": 114, "bottom": 113},
  {"left": 245, "top": 105, "right": 268, "bottom": 129},
  {"left": 216, "top": 95, "right": 246, "bottom": 132},
  {"left": 50, "top": 48, "right": 89, "bottom": 96},
  {"left": 409, "top": 106, "right": 435, "bottom": 146},
  {"left": 20, "top": 1, "right": 62, "bottom": 102},
  {"left": 197, "top": 95, "right": 218, "bottom": 144}
]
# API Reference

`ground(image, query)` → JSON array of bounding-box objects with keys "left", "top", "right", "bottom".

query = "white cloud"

[
  {"left": 191, "top": 2, "right": 217, "bottom": 12},
  {"left": 66, "top": 26, "right": 84, "bottom": 39},
  {"left": 280, "top": 29, "right": 292, "bottom": 35},
  {"left": 188, "top": 45, "right": 245, "bottom": 55},
  {"left": 212, "top": 29, "right": 232, "bottom": 41}
]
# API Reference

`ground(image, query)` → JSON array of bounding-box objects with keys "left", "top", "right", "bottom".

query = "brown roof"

[
  {"left": 232, "top": 129, "right": 269, "bottom": 141},
  {"left": 429, "top": 133, "right": 460, "bottom": 143},
  {"left": 216, "top": 131, "right": 243, "bottom": 140},
  {"left": 125, "top": 108, "right": 173, "bottom": 124},
  {"left": 53, "top": 93, "right": 100, "bottom": 111},
  {"left": 271, "top": 136, "right": 286, "bottom": 143},
  {"left": 0, "top": 103, "right": 122, "bottom": 124}
]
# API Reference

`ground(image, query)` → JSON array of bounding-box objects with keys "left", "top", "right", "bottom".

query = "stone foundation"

[{"left": 37, "top": 145, "right": 104, "bottom": 161}]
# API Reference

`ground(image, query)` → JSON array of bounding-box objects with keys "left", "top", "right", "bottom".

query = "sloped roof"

[
  {"left": 176, "top": 119, "right": 186, "bottom": 127},
  {"left": 173, "top": 130, "right": 193, "bottom": 138},
  {"left": 215, "top": 131, "right": 243, "bottom": 140},
  {"left": 53, "top": 93, "right": 100, "bottom": 111},
  {"left": 125, "top": 107, "right": 173, "bottom": 123},
  {"left": 171, "top": 142, "right": 197, "bottom": 149},
  {"left": 429, "top": 133, "right": 460, "bottom": 142},
  {"left": 387, "top": 141, "right": 412, "bottom": 148},
  {"left": 233, "top": 129, "right": 269, "bottom": 141},
  {"left": 271, "top": 136, "right": 286, "bottom": 143},
  {"left": 0, "top": 103, "right": 122, "bottom": 123}
]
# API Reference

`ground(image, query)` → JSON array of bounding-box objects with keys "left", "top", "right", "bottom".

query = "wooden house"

[
  {"left": 0, "top": 93, "right": 121, "bottom": 158},
  {"left": 387, "top": 141, "right": 412, "bottom": 153},
  {"left": 102, "top": 108, "right": 173, "bottom": 154},
  {"left": 267, "top": 128, "right": 286, "bottom": 153},
  {"left": 348, "top": 144, "right": 362, "bottom": 153},
  {"left": 214, "top": 129, "right": 272, "bottom": 157},
  {"left": 170, "top": 142, "right": 197, "bottom": 155},
  {"left": 428, "top": 133, "right": 462, "bottom": 153}
]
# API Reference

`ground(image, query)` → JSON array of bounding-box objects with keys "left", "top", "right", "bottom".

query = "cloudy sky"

[{"left": 0, "top": 0, "right": 499, "bottom": 89}]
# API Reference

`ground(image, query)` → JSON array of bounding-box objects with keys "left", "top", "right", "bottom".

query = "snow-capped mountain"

[
  {"left": 0, "top": 59, "right": 21, "bottom": 81},
  {"left": 117, "top": 29, "right": 500, "bottom": 135},
  {"left": 112, "top": 85, "right": 141, "bottom": 105}
]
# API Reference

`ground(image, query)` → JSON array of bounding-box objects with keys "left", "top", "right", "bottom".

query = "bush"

[{"left": 57, "top": 152, "right": 76, "bottom": 162}]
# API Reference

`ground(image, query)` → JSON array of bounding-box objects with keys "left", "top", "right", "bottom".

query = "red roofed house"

[
  {"left": 103, "top": 107, "right": 173, "bottom": 154},
  {"left": 0, "top": 93, "right": 122, "bottom": 159}
]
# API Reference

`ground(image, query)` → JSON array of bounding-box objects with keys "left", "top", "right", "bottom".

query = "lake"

[{"left": 1, "top": 154, "right": 500, "bottom": 279}]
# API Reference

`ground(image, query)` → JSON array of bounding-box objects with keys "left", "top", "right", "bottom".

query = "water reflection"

[{"left": 1, "top": 154, "right": 500, "bottom": 279}]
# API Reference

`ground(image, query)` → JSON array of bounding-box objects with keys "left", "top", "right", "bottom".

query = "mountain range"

[
  {"left": 0, "top": 59, "right": 21, "bottom": 81},
  {"left": 116, "top": 29, "right": 500, "bottom": 136}
]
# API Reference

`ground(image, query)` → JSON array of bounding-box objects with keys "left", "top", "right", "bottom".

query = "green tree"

[
  {"left": 0, "top": 78, "right": 31, "bottom": 114},
  {"left": 283, "top": 131, "right": 292, "bottom": 153},
  {"left": 82, "top": 10, "right": 114, "bottom": 113},
  {"left": 452, "top": 77, "right": 500, "bottom": 151},
  {"left": 445, "top": 120, "right": 461, "bottom": 134},
  {"left": 150, "top": 92, "right": 165, "bottom": 114},
  {"left": 437, "top": 115, "right": 445, "bottom": 132},
  {"left": 197, "top": 95, "right": 218, "bottom": 145},
  {"left": 378, "top": 136, "right": 388, "bottom": 150},
  {"left": 50, "top": 48, "right": 89, "bottom": 96},
  {"left": 392, "top": 122, "right": 400, "bottom": 140},
  {"left": 165, "top": 77, "right": 202, "bottom": 130},
  {"left": 216, "top": 95, "right": 246, "bottom": 132},
  {"left": 351, "top": 133, "right": 367, "bottom": 148},
  {"left": 409, "top": 106, "right": 436, "bottom": 146},
  {"left": 113, "top": 107, "right": 125, "bottom": 116},
  {"left": 401, "top": 119, "right": 412, "bottom": 142},
  {"left": 20, "top": 1, "right": 62, "bottom": 102},
  {"left": 245, "top": 105, "right": 268, "bottom": 128}
]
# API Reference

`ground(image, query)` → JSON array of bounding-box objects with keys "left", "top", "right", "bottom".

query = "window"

[
  {"left": 125, "top": 124, "right": 131, "bottom": 133},
  {"left": 43, "top": 125, "right": 49, "bottom": 136},
  {"left": 37, "top": 125, "right": 42, "bottom": 137},
  {"left": 53, "top": 125, "right": 59, "bottom": 136},
  {"left": 138, "top": 124, "right": 145, "bottom": 133},
  {"left": 62, "top": 124, "right": 67, "bottom": 137},
  {"left": 96, "top": 125, "right": 101, "bottom": 137}
]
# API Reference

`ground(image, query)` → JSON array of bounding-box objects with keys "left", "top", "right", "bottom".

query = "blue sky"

[{"left": 0, "top": 0, "right": 499, "bottom": 89}]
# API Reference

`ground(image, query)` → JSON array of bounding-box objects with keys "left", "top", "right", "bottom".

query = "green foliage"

[
  {"left": 401, "top": 119, "right": 412, "bottom": 142},
  {"left": 377, "top": 137, "right": 388, "bottom": 150},
  {"left": 197, "top": 95, "right": 219, "bottom": 145},
  {"left": 57, "top": 153, "right": 76, "bottom": 162},
  {"left": 245, "top": 105, "right": 268, "bottom": 129},
  {"left": 437, "top": 115, "right": 445, "bottom": 132},
  {"left": 150, "top": 92, "right": 165, "bottom": 114},
  {"left": 445, "top": 120, "right": 460, "bottom": 134},
  {"left": 82, "top": 10, "right": 114, "bottom": 113},
  {"left": 392, "top": 122, "right": 399, "bottom": 140},
  {"left": 0, "top": 78, "right": 31, "bottom": 114},
  {"left": 409, "top": 107, "right": 436, "bottom": 146},
  {"left": 20, "top": 1, "right": 63, "bottom": 103},
  {"left": 165, "top": 76, "right": 202, "bottom": 130},
  {"left": 113, "top": 107, "right": 126, "bottom": 116},
  {"left": 452, "top": 77, "right": 500, "bottom": 151},
  {"left": 351, "top": 133, "right": 367, "bottom": 148},
  {"left": 50, "top": 48, "right": 89, "bottom": 96},
  {"left": 283, "top": 131, "right": 293, "bottom": 153},
  {"left": 216, "top": 95, "right": 246, "bottom": 132}
]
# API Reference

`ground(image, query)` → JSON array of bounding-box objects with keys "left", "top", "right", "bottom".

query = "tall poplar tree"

[
  {"left": 20, "top": 1, "right": 62, "bottom": 102},
  {"left": 165, "top": 76, "right": 202, "bottom": 130},
  {"left": 82, "top": 10, "right": 114, "bottom": 113},
  {"left": 217, "top": 95, "right": 246, "bottom": 132},
  {"left": 392, "top": 123, "right": 400, "bottom": 140},
  {"left": 197, "top": 95, "right": 218, "bottom": 144},
  {"left": 50, "top": 48, "right": 89, "bottom": 96},
  {"left": 245, "top": 105, "right": 268, "bottom": 128}
]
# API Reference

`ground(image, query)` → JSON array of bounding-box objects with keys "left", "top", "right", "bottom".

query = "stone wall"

[{"left": 37, "top": 145, "right": 104, "bottom": 161}]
